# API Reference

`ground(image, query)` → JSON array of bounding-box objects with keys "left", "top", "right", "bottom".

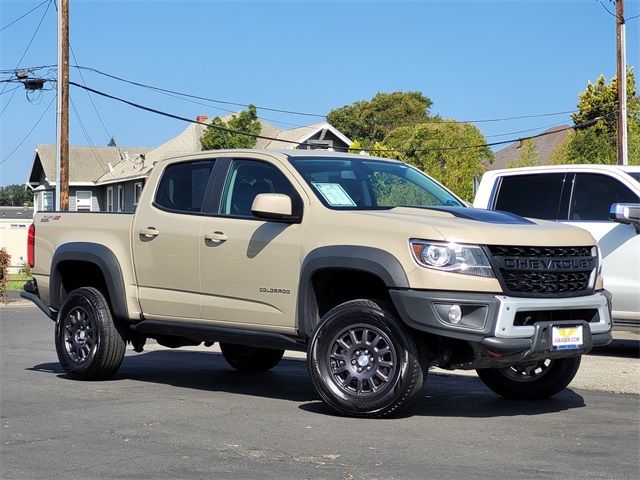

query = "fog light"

[{"left": 448, "top": 304, "right": 462, "bottom": 324}]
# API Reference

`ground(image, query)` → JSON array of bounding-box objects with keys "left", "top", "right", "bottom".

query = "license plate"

[{"left": 551, "top": 325, "right": 584, "bottom": 350}]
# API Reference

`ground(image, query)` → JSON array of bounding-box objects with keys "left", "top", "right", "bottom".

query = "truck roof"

[
  {"left": 157, "top": 148, "right": 402, "bottom": 164},
  {"left": 486, "top": 164, "right": 640, "bottom": 176}
]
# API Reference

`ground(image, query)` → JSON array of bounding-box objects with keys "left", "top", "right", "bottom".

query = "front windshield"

[
  {"left": 289, "top": 157, "right": 463, "bottom": 209},
  {"left": 628, "top": 172, "right": 640, "bottom": 183}
]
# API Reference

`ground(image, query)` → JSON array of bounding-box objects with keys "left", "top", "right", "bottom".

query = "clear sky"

[{"left": 1, "top": 0, "right": 639, "bottom": 186}]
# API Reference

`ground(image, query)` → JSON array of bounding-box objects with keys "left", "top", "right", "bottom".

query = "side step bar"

[
  {"left": 131, "top": 320, "right": 308, "bottom": 352},
  {"left": 20, "top": 290, "right": 56, "bottom": 321}
]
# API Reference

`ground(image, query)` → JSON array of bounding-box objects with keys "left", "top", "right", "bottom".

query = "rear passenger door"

[
  {"left": 564, "top": 173, "right": 640, "bottom": 319},
  {"left": 133, "top": 159, "right": 216, "bottom": 320}
]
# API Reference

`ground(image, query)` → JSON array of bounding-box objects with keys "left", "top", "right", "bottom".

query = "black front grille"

[{"left": 488, "top": 245, "right": 596, "bottom": 298}]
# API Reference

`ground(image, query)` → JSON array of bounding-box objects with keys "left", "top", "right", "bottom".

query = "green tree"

[
  {"left": 200, "top": 105, "right": 261, "bottom": 150},
  {"left": 381, "top": 122, "right": 492, "bottom": 201},
  {"left": 554, "top": 67, "right": 640, "bottom": 165},
  {"left": 327, "top": 91, "right": 433, "bottom": 146},
  {"left": 107, "top": 137, "right": 117, "bottom": 147},
  {"left": 0, "top": 185, "right": 33, "bottom": 206},
  {"left": 507, "top": 139, "right": 541, "bottom": 168}
]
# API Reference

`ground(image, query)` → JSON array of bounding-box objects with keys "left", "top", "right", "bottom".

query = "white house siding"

[{"left": 0, "top": 220, "right": 31, "bottom": 273}]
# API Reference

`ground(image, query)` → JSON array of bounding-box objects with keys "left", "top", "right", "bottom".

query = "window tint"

[
  {"left": 570, "top": 173, "right": 639, "bottom": 221},
  {"left": 494, "top": 173, "right": 565, "bottom": 220},
  {"left": 220, "top": 160, "right": 296, "bottom": 217},
  {"left": 155, "top": 160, "right": 215, "bottom": 213}
]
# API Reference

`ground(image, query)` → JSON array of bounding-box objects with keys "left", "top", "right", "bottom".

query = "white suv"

[{"left": 474, "top": 164, "right": 640, "bottom": 331}]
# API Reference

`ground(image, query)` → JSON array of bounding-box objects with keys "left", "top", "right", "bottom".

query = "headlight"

[{"left": 410, "top": 240, "right": 494, "bottom": 278}]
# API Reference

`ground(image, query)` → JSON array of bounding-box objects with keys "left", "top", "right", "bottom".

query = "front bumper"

[{"left": 390, "top": 289, "right": 613, "bottom": 365}]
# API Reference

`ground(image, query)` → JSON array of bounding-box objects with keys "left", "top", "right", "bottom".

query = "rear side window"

[
  {"left": 155, "top": 160, "right": 215, "bottom": 213},
  {"left": 570, "top": 173, "right": 639, "bottom": 221},
  {"left": 494, "top": 173, "right": 566, "bottom": 220}
]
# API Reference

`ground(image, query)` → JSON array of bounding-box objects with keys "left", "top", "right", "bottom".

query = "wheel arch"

[
  {"left": 297, "top": 246, "right": 409, "bottom": 338},
  {"left": 50, "top": 242, "right": 128, "bottom": 320}
]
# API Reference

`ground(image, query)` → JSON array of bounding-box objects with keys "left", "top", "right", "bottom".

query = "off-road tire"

[
  {"left": 219, "top": 343, "right": 284, "bottom": 372},
  {"left": 308, "top": 299, "right": 425, "bottom": 418},
  {"left": 476, "top": 356, "right": 582, "bottom": 400},
  {"left": 55, "top": 287, "right": 126, "bottom": 380}
]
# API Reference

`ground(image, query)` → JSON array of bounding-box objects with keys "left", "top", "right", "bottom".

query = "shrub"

[{"left": 0, "top": 248, "right": 11, "bottom": 303}]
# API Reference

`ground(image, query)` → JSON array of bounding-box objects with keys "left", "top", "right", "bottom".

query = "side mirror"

[
  {"left": 251, "top": 193, "right": 298, "bottom": 222},
  {"left": 610, "top": 203, "right": 640, "bottom": 233}
]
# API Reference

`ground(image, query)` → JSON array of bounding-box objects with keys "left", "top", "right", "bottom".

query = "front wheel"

[
  {"left": 55, "top": 287, "right": 126, "bottom": 380},
  {"left": 476, "top": 356, "right": 581, "bottom": 400},
  {"left": 308, "top": 299, "right": 425, "bottom": 418}
]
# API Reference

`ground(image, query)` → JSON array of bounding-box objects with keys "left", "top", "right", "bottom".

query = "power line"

[
  {"left": 0, "top": 94, "right": 56, "bottom": 166},
  {"left": 69, "top": 95, "right": 110, "bottom": 174},
  {"left": 71, "top": 65, "right": 582, "bottom": 125},
  {"left": 71, "top": 65, "right": 327, "bottom": 118},
  {"left": 69, "top": 81, "right": 307, "bottom": 146},
  {"left": 0, "top": 0, "right": 50, "bottom": 32},
  {"left": 0, "top": 86, "right": 21, "bottom": 96},
  {"left": 0, "top": 0, "right": 52, "bottom": 110},
  {"left": 598, "top": 0, "right": 618, "bottom": 18},
  {"left": 68, "top": 81, "right": 614, "bottom": 155},
  {"left": 69, "top": 45, "right": 123, "bottom": 153}
]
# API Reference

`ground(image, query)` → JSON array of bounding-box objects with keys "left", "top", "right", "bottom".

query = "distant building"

[
  {"left": 0, "top": 206, "right": 33, "bottom": 273},
  {"left": 26, "top": 116, "right": 351, "bottom": 213},
  {"left": 486, "top": 125, "right": 573, "bottom": 171}
]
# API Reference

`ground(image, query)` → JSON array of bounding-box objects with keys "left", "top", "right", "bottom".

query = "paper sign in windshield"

[{"left": 312, "top": 182, "right": 357, "bottom": 207}]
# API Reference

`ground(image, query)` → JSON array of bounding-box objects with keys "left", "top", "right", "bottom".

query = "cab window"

[
  {"left": 220, "top": 160, "right": 298, "bottom": 218},
  {"left": 569, "top": 173, "right": 639, "bottom": 221},
  {"left": 154, "top": 160, "right": 215, "bottom": 213},
  {"left": 493, "top": 173, "right": 566, "bottom": 220}
]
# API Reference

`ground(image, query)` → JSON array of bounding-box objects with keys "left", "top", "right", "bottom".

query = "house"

[
  {"left": 486, "top": 124, "right": 573, "bottom": 171},
  {"left": 27, "top": 145, "right": 150, "bottom": 213},
  {"left": 26, "top": 116, "right": 352, "bottom": 213},
  {"left": 0, "top": 206, "right": 33, "bottom": 272}
]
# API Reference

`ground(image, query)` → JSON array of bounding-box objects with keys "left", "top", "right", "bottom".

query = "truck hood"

[{"left": 354, "top": 206, "right": 596, "bottom": 246}]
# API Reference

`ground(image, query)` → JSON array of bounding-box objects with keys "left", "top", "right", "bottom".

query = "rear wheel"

[
  {"left": 219, "top": 343, "right": 284, "bottom": 372},
  {"left": 476, "top": 356, "right": 581, "bottom": 400},
  {"left": 55, "top": 287, "right": 126, "bottom": 380},
  {"left": 308, "top": 299, "right": 425, "bottom": 418}
]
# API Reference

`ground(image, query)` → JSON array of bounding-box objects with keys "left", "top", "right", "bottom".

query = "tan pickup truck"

[{"left": 22, "top": 149, "right": 612, "bottom": 417}]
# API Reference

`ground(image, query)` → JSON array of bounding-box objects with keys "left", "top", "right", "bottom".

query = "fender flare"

[
  {"left": 50, "top": 242, "right": 128, "bottom": 319},
  {"left": 296, "top": 245, "right": 409, "bottom": 338}
]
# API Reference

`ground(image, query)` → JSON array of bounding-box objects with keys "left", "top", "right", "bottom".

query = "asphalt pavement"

[{"left": 1, "top": 305, "right": 639, "bottom": 480}]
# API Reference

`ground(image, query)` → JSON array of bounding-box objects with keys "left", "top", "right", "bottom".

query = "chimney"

[{"left": 196, "top": 115, "right": 208, "bottom": 124}]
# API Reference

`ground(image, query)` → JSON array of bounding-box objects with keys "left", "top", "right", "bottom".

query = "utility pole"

[
  {"left": 616, "top": 0, "right": 628, "bottom": 166},
  {"left": 55, "top": 0, "right": 70, "bottom": 210}
]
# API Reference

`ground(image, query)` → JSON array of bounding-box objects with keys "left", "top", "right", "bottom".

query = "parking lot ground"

[{"left": 2, "top": 306, "right": 639, "bottom": 480}]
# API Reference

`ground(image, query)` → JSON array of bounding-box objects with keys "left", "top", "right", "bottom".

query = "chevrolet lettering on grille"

[{"left": 498, "top": 257, "right": 595, "bottom": 271}]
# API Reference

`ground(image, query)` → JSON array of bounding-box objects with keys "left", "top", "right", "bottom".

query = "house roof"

[
  {"left": 27, "top": 116, "right": 352, "bottom": 186},
  {"left": 30, "top": 144, "right": 150, "bottom": 184},
  {"left": 0, "top": 206, "right": 33, "bottom": 220},
  {"left": 487, "top": 125, "right": 573, "bottom": 171}
]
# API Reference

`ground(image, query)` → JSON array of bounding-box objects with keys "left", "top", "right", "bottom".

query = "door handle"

[
  {"left": 204, "top": 231, "right": 228, "bottom": 243},
  {"left": 139, "top": 227, "right": 160, "bottom": 238}
]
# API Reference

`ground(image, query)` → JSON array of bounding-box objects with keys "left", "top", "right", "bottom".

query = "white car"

[{"left": 474, "top": 164, "right": 640, "bottom": 331}]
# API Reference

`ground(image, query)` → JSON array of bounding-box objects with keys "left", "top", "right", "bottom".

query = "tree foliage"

[
  {"left": 507, "top": 139, "right": 541, "bottom": 168},
  {"left": 381, "top": 122, "right": 492, "bottom": 201},
  {"left": 200, "top": 105, "right": 261, "bottom": 150},
  {"left": 327, "top": 91, "right": 433, "bottom": 146},
  {"left": 0, "top": 185, "right": 33, "bottom": 206},
  {"left": 553, "top": 68, "right": 640, "bottom": 165}
]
